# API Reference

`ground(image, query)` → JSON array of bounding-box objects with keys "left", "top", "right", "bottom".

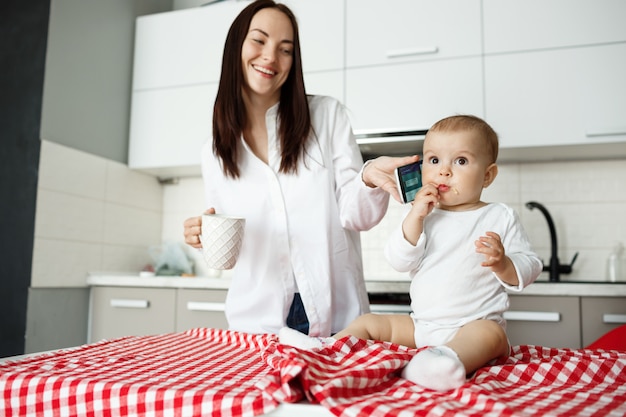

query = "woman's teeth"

[{"left": 253, "top": 65, "right": 275, "bottom": 75}]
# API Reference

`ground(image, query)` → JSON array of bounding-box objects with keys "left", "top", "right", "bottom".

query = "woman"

[{"left": 183, "top": 0, "right": 418, "bottom": 336}]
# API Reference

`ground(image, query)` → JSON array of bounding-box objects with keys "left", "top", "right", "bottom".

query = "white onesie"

[{"left": 385, "top": 203, "right": 542, "bottom": 347}]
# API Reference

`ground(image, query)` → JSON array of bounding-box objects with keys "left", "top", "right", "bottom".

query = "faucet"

[{"left": 525, "top": 201, "right": 578, "bottom": 282}]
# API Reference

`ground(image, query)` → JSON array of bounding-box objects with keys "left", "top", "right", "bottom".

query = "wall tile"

[
  {"left": 103, "top": 203, "right": 162, "bottom": 246},
  {"left": 34, "top": 189, "right": 105, "bottom": 243},
  {"left": 32, "top": 142, "right": 164, "bottom": 288},
  {"left": 38, "top": 140, "right": 106, "bottom": 199},
  {"left": 105, "top": 160, "right": 163, "bottom": 210},
  {"left": 31, "top": 238, "right": 102, "bottom": 287}
]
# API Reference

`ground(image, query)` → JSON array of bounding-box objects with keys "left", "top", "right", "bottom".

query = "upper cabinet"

[
  {"left": 128, "top": 0, "right": 626, "bottom": 177},
  {"left": 132, "top": 2, "right": 247, "bottom": 90},
  {"left": 483, "top": 0, "right": 626, "bottom": 54},
  {"left": 346, "top": 0, "right": 482, "bottom": 67},
  {"left": 483, "top": 0, "right": 626, "bottom": 158},
  {"left": 345, "top": 0, "right": 483, "bottom": 132}
]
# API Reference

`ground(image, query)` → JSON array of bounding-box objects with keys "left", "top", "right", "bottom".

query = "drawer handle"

[
  {"left": 187, "top": 301, "right": 226, "bottom": 312},
  {"left": 110, "top": 299, "right": 149, "bottom": 309},
  {"left": 603, "top": 313, "right": 626, "bottom": 324},
  {"left": 370, "top": 304, "right": 412, "bottom": 314},
  {"left": 503, "top": 311, "right": 561, "bottom": 322},
  {"left": 386, "top": 46, "right": 439, "bottom": 59}
]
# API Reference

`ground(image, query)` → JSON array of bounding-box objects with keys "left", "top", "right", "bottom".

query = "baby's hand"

[
  {"left": 409, "top": 183, "right": 439, "bottom": 220},
  {"left": 476, "top": 231, "right": 519, "bottom": 286},
  {"left": 475, "top": 231, "right": 506, "bottom": 270}
]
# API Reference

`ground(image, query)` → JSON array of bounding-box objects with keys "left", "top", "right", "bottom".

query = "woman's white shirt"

[{"left": 201, "top": 95, "right": 389, "bottom": 336}]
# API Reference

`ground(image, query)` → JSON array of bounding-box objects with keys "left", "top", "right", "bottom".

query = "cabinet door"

[
  {"left": 580, "top": 297, "right": 626, "bottom": 347},
  {"left": 132, "top": 3, "right": 247, "bottom": 90},
  {"left": 483, "top": 0, "right": 626, "bottom": 54},
  {"left": 505, "top": 295, "right": 581, "bottom": 349},
  {"left": 283, "top": 0, "right": 344, "bottom": 73},
  {"left": 346, "top": 0, "right": 482, "bottom": 67},
  {"left": 176, "top": 289, "right": 228, "bottom": 331},
  {"left": 485, "top": 43, "right": 626, "bottom": 149},
  {"left": 346, "top": 58, "right": 483, "bottom": 131},
  {"left": 90, "top": 287, "right": 176, "bottom": 343},
  {"left": 128, "top": 83, "right": 218, "bottom": 176}
]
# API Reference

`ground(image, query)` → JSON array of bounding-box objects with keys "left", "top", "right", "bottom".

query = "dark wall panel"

[{"left": 0, "top": 0, "right": 50, "bottom": 357}]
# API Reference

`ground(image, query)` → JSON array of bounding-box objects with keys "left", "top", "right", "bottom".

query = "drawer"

[
  {"left": 505, "top": 295, "right": 581, "bottom": 349},
  {"left": 89, "top": 286, "right": 176, "bottom": 342},
  {"left": 580, "top": 297, "right": 626, "bottom": 347},
  {"left": 176, "top": 289, "right": 228, "bottom": 332}
]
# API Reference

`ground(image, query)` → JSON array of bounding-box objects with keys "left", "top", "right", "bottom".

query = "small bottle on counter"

[{"left": 606, "top": 242, "right": 624, "bottom": 282}]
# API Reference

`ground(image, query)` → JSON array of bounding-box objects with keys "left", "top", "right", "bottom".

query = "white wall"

[{"left": 162, "top": 158, "right": 626, "bottom": 283}]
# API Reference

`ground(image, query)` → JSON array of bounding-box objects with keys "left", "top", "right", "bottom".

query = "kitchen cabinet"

[
  {"left": 483, "top": 0, "right": 626, "bottom": 54},
  {"left": 346, "top": 58, "right": 483, "bottom": 131},
  {"left": 482, "top": 0, "right": 626, "bottom": 157},
  {"left": 506, "top": 294, "right": 626, "bottom": 349},
  {"left": 131, "top": 3, "right": 247, "bottom": 91},
  {"left": 128, "top": 84, "right": 217, "bottom": 177},
  {"left": 344, "top": 0, "right": 483, "bottom": 132},
  {"left": 505, "top": 295, "right": 581, "bottom": 349},
  {"left": 89, "top": 286, "right": 228, "bottom": 342},
  {"left": 176, "top": 288, "right": 228, "bottom": 332},
  {"left": 484, "top": 43, "right": 626, "bottom": 151},
  {"left": 128, "top": 0, "right": 345, "bottom": 177},
  {"left": 580, "top": 297, "right": 626, "bottom": 347},
  {"left": 346, "top": 0, "right": 482, "bottom": 67},
  {"left": 90, "top": 286, "right": 177, "bottom": 342}
]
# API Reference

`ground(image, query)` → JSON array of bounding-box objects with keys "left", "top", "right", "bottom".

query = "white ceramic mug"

[{"left": 200, "top": 214, "right": 245, "bottom": 270}]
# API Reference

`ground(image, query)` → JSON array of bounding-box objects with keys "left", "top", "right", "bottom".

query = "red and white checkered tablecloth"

[
  {"left": 259, "top": 336, "right": 626, "bottom": 417},
  {"left": 0, "top": 329, "right": 279, "bottom": 417},
  {"left": 2, "top": 328, "right": 626, "bottom": 417}
]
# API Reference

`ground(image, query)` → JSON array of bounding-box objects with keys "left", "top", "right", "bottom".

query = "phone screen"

[{"left": 396, "top": 161, "right": 422, "bottom": 203}]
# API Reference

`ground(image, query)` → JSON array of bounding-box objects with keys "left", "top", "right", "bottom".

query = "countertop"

[{"left": 87, "top": 272, "right": 626, "bottom": 297}]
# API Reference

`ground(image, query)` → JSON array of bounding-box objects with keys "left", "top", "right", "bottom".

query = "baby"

[{"left": 280, "top": 115, "right": 542, "bottom": 391}]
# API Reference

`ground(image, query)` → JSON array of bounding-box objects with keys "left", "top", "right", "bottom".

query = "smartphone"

[{"left": 395, "top": 160, "right": 423, "bottom": 203}]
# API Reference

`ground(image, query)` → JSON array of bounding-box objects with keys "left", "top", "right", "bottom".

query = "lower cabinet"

[
  {"left": 580, "top": 297, "right": 626, "bottom": 347},
  {"left": 506, "top": 295, "right": 626, "bottom": 349},
  {"left": 505, "top": 295, "right": 580, "bottom": 349},
  {"left": 176, "top": 289, "right": 228, "bottom": 332},
  {"left": 89, "top": 286, "right": 228, "bottom": 343}
]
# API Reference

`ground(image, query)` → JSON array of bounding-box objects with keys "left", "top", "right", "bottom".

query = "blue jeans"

[{"left": 286, "top": 293, "right": 309, "bottom": 334}]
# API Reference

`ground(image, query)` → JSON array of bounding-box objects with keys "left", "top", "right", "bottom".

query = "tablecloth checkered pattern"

[
  {"left": 2, "top": 328, "right": 626, "bottom": 417},
  {"left": 260, "top": 336, "right": 626, "bottom": 417},
  {"left": 0, "top": 329, "right": 278, "bottom": 417}
]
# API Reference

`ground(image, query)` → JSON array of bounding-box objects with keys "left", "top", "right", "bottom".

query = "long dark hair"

[{"left": 212, "top": 0, "right": 311, "bottom": 178}]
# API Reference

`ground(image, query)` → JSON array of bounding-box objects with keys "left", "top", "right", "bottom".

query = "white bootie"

[{"left": 401, "top": 346, "right": 466, "bottom": 391}]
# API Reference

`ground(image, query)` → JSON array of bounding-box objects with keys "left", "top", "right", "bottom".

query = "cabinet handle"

[
  {"left": 370, "top": 304, "right": 412, "bottom": 314},
  {"left": 386, "top": 46, "right": 439, "bottom": 59},
  {"left": 187, "top": 301, "right": 226, "bottom": 312},
  {"left": 586, "top": 128, "right": 626, "bottom": 138},
  {"left": 503, "top": 311, "right": 561, "bottom": 322},
  {"left": 603, "top": 313, "right": 626, "bottom": 324},
  {"left": 110, "top": 299, "right": 150, "bottom": 309}
]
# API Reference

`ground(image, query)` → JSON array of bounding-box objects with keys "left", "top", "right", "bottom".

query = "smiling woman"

[{"left": 182, "top": 0, "right": 419, "bottom": 337}]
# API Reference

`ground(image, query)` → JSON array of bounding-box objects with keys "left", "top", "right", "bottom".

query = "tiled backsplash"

[
  {"left": 162, "top": 158, "right": 626, "bottom": 283},
  {"left": 32, "top": 140, "right": 626, "bottom": 286},
  {"left": 31, "top": 141, "right": 163, "bottom": 287}
]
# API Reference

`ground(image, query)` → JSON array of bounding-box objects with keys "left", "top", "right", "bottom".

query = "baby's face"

[{"left": 421, "top": 130, "right": 495, "bottom": 209}]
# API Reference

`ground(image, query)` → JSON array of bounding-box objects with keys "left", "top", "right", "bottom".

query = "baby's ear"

[{"left": 483, "top": 163, "right": 498, "bottom": 188}]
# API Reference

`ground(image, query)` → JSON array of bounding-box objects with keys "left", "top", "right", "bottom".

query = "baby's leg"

[
  {"left": 402, "top": 320, "right": 508, "bottom": 391},
  {"left": 334, "top": 313, "right": 416, "bottom": 347},
  {"left": 280, "top": 313, "right": 415, "bottom": 349}
]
